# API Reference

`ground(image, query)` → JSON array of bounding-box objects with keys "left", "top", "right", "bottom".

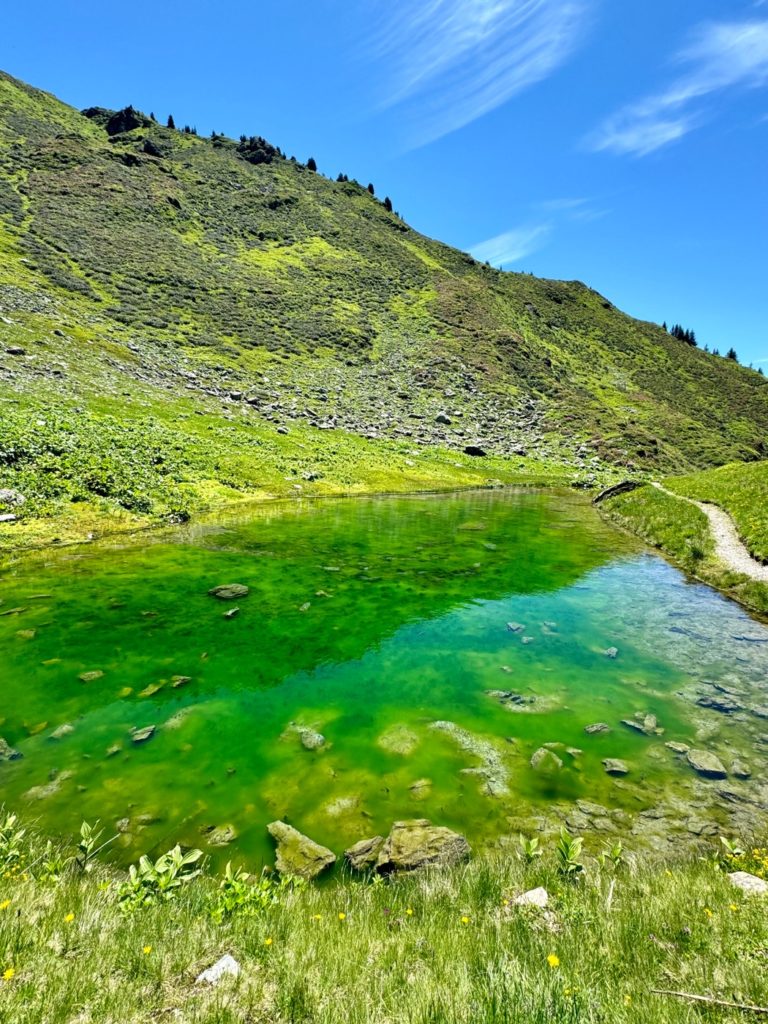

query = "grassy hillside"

[
  {"left": 1, "top": 811, "right": 767, "bottom": 1023},
  {"left": 1, "top": 70, "right": 768, "bottom": 544},
  {"left": 601, "top": 462, "right": 768, "bottom": 614}
]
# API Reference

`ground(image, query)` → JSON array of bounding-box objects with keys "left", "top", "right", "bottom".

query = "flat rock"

[
  {"left": 513, "top": 886, "right": 549, "bottom": 908},
  {"left": 208, "top": 584, "right": 249, "bottom": 600},
  {"left": 195, "top": 955, "right": 241, "bottom": 985},
  {"left": 78, "top": 670, "right": 104, "bottom": 683},
  {"left": 728, "top": 871, "right": 768, "bottom": 896},
  {"left": 131, "top": 725, "right": 156, "bottom": 745},
  {"left": 602, "top": 758, "right": 629, "bottom": 776},
  {"left": 665, "top": 741, "right": 690, "bottom": 754},
  {"left": 267, "top": 821, "right": 336, "bottom": 879},
  {"left": 585, "top": 722, "right": 611, "bottom": 735},
  {"left": 344, "top": 835, "right": 385, "bottom": 871},
  {"left": 686, "top": 749, "right": 727, "bottom": 779},
  {"left": 375, "top": 819, "right": 470, "bottom": 873},
  {"left": 377, "top": 725, "right": 419, "bottom": 755}
]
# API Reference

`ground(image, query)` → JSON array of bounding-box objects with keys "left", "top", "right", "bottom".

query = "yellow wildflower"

[
  {"left": 143, "top": 945, "right": 152, "bottom": 955},
  {"left": 730, "top": 903, "right": 739, "bottom": 912},
  {"left": 311, "top": 914, "right": 322, "bottom": 921},
  {"left": 338, "top": 912, "right": 346, "bottom": 921},
  {"left": 264, "top": 937, "right": 273, "bottom": 946},
  {"left": 547, "top": 954, "right": 560, "bottom": 968},
  {"left": 2, "top": 968, "right": 14, "bottom": 982},
  {"left": 406, "top": 908, "right": 414, "bottom": 916},
  {"left": 703, "top": 907, "right": 713, "bottom": 918},
  {"left": 624, "top": 995, "right": 632, "bottom": 1006},
  {"left": 461, "top": 916, "right": 470, "bottom": 925},
  {"left": 64, "top": 913, "right": 75, "bottom": 923},
  {"left": 0, "top": 900, "right": 10, "bottom": 911}
]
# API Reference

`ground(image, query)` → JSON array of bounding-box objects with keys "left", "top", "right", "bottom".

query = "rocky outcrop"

[{"left": 267, "top": 821, "right": 336, "bottom": 879}]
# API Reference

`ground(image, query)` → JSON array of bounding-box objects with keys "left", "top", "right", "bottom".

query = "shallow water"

[{"left": 1, "top": 489, "right": 767, "bottom": 868}]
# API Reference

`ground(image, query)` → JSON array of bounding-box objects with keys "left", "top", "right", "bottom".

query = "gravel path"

[{"left": 652, "top": 482, "right": 768, "bottom": 583}]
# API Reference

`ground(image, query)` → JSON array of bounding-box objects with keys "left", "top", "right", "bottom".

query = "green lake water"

[{"left": 1, "top": 489, "right": 767, "bottom": 869}]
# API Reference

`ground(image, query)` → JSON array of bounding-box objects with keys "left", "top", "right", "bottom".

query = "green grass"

[
  {"left": 665, "top": 462, "right": 768, "bottom": 564},
  {"left": 1, "top": 814, "right": 767, "bottom": 1023},
  {"left": 601, "top": 466, "right": 768, "bottom": 615}
]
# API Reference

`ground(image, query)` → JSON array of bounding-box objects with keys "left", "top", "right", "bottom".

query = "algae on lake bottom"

[{"left": 0, "top": 489, "right": 767, "bottom": 868}]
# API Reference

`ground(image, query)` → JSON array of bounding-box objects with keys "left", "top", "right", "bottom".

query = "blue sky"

[{"left": 3, "top": 0, "right": 767, "bottom": 365}]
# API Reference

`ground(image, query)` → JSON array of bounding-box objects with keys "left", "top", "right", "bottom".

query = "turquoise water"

[{"left": 0, "top": 489, "right": 766, "bottom": 868}]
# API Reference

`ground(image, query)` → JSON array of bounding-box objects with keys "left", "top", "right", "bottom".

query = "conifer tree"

[
  {"left": 307, "top": 156, "right": 317, "bottom": 171},
  {"left": 383, "top": 196, "right": 393, "bottom": 212},
  {"left": 167, "top": 114, "right": 175, "bottom": 129}
]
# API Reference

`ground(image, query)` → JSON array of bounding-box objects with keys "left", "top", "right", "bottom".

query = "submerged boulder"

[
  {"left": 375, "top": 819, "right": 470, "bottom": 873},
  {"left": 267, "top": 821, "right": 336, "bottom": 880},
  {"left": 686, "top": 749, "right": 727, "bottom": 779},
  {"left": 0, "top": 737, "right": 22, "bottom": 762},
  {"left": 530, "top": 747, "right": 563, "bottom": 772},
  {"left": 585, "top": 722, "right": 611, "bottom": 735},
  {"left": 602, "top": 758, "right": 629, "bottom": 776},
  {"left": 208, "top": 584, "right": 249, "bottom": 600}
]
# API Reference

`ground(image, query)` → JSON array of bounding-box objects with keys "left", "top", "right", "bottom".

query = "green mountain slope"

[{"left": 1, "top": 70, "right": 767, "bottom": 543}]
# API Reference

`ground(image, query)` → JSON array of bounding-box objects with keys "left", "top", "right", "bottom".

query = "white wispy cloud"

[
  {"left": 369, "top": 0, "right": 590, "bottom": 145},
  {"left": 590, "top": 18, "right": 768, "bottom": 156},
  {"left": 470, "top": 223, "right": 552, "bottom": 265}
]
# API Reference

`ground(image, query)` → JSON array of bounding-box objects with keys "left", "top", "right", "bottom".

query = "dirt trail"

[{"left": 652, "top": 482, "right": 768, "bottom": 583}]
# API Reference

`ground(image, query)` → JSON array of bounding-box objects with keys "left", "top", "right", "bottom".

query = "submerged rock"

[
  {"left": 530, "top": 747, "right": 563, "bottom": 772},
  {"left": 686, "top": 749, "right": 727, "bottom": 779},
  {"left": 375, "top": 819, "right": 470, "bottom": 873},
  {"left": 621, "top": 713, "right": 663, "bottom": 736},
  {"left": 267, "top": 821, "right": 336, "bottom": 880},
  {"left": 131, "top": 725, "right": 156, "bottom": 745},
  {"left": 284, "top": 722, "right": 326, "bottom": 751},
  {"left": 377, "top": 725, "right": 420, "bottom": 755},
  {"left": 344, "top": 835, "right": 385, "bottom": 871},
  {"left": 603, "top": 647, "right": 619, "bottom": 659},
  {"left": 204, "top": 824, "right": 238, "bottom": 847},
  {"left": 78, "top": 670, "right": 104, "bottom": 683},
  {"left": 584, "top": 723, "right": 611, "bottom": 735},
  {"left": 49, "top": 723, "right": 74, "bottom": 741},
  {"left": 731, "top": 760, "right": 752, "bottom": 779},
  {"left": 665, "top": 741, "right": 690, "bottom": 754},
  {"left": 208, "top": 584, "right": 249, "bottom": 600},
  {"left": 430, "top": 721, "right": 509, "bottom": 796},
  {"left": 0, "top": 737, "right": 22, "bottom": 762},
  {"left": 602, "top": 758, "right": 629, "bottom": 776}
]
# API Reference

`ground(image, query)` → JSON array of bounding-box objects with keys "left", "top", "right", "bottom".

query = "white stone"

[
  {"left": 513, "top": 886, "right": 549, "bottom": 908},
  {"left": 728, "top": 871, "right": 768, "bottom": 896},
  {"left": 195, "top": 954, "right": 241, "bottom": 985}
]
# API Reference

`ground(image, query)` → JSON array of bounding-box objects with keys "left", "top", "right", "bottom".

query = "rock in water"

[
  {"left": 728, "top": 871, "right": 768, "bottom": 896},
  {"left": 585, "top": 722, "right": 611, "bottom": 735},
  {"left": 208, "top": 584, "right": 249, "bottom": 600},
  {"left": 0, "top": 737, "right": 22, "bottom": 761},
  {"left": 344, "top": 835, "right": 385, "bottom": 871},
  {"left": 686, "top": 749, "right": 727, "bottom": 779},
  {"left": 602, "top": 758, "right": 629, "bottom": 776},
  {"left": 299, "top": 728, "right": 325, "bottom": 751},
  {"left": 50, "top": 723, "right": 75, "bottom": 740},
  {"left": 131, "top": 725, "right": 156, "bottom": 745},
  {"left": 267, "top": 821, "right": 336, "bottom": 879},
  {"left": 603, "top": 647, "right": 619, "bottom": 659},
  {"left": 375, "top": 819, "right": 471, "bottom": 873},
  {"left": 195, "top": 954, "right": 241, "bottom": 985},
  {"left": 530, "top": 747, "right": 563, "bottom": 771},
  {"left": 205, "top": 824, "right": 238, "bottom": 847}
]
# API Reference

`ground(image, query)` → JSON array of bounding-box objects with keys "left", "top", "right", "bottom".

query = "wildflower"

[
  {"left": 729, "top": 903, "right": 739, "bottom": 912},
  {"left": 143, "top": 945, "right": 152, "bottom": 955},
  {"left": 547, "top": 954, "right": 560, "bottom": 969},
  {"left": 703, "top": 907, "right": 713, "bottom": 918},
  {"left": 664, "top": 869, "right": 672, "bottom": 877},
  {"left": 64, "top": 913, "right": 75, "bottom": 924},
  {"left": 311, "top": 914, "right": 322, "bottom": 921},
  {"left": 406, "top": 908, "right": 414, "bottom": 916},
  {"left": 264, "top": 937, "right": 273, "bottom": 946},
  {"left": 2, "top": 968, "right": 14, "bottom": 982},
  {"left": 624, "top": 995, "right": 632, "bottom": 1006},
  {"left": 461, "top": 916, "right": 470, "bottom": 925},
  {"left": 338, "top": 912, "right": 346, "bottom": 921},
  {"left": 0, "top": 900, "right": 10, "bottom": 911}
]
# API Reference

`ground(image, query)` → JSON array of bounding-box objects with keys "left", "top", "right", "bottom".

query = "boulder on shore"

[
  {"left": 344, "top": 835, "right": 385, "bottom": 872},
  {"left": 375, "top": 819, "right": 471, "bottom": 874},
  {"left": 686, "top": 749, "right": 727, "bottom": 779},
  {"left": 728, "top": 871, "right": 768, "bottom": 896},
  {"left": 267, "top": 821, "right": 336, "bottom": 880}
]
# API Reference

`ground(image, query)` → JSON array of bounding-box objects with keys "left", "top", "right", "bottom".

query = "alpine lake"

[{"left": 1, "top": 488, "right": 767, "bottom": 872}]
